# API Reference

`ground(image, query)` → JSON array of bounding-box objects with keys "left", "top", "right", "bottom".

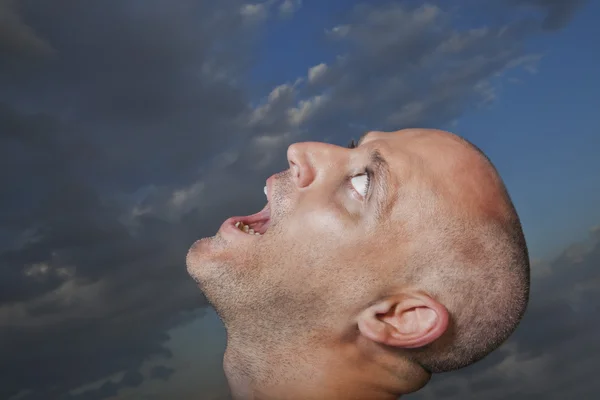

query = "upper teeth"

[
  {"left": 235, "top": 221, "right": 261, "bottom": 236},
  {"left": 264, "top": 185, "right": 267, "bottom": 198}
]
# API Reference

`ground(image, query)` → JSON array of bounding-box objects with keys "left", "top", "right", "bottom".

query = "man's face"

[{"left": 186, "top": 130, "right": 448, "bottom": 342}]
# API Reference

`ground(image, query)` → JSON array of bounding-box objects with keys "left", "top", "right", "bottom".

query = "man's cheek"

[{"left": 303, "top": 207, "right": 347, "bottom": 238}]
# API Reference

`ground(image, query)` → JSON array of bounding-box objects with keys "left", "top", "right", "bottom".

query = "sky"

[{"left": 1, "top": 0, "right": 598, "bottom": 399}]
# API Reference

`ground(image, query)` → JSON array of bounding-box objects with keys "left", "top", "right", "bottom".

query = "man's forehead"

[
  {"left": 356, "top": 130, "right": 382, "bottom": 146},
  {"left": 364, "top": 129, "right": 509, "bottom": 223},
  {"left": 356, "top": 130, "right": 422, "bottom": 152},
  {"left": 355, "top": 129, "right": 494, "bottom": 221},
  {"left": 358, "top": 129, "right": 478, "bottom": 163}
]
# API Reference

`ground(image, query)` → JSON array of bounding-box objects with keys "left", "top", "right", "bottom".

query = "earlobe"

[{"left": 357, "top": 294, "right": 449, "bottom": 349}]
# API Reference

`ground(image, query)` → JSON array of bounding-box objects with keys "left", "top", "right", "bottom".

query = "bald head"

[
  {"left": 186, "top": 128, "right": 530, "bottom": 398},
  {"left": 358, "top": 129, "right": 529, "bottom": 373}
]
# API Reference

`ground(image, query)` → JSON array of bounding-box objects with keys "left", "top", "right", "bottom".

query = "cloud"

[
  {"left": 0, "top": 0, "right": 589, "bottom": 399},
  {"left": 240, "top": 2, "right": 270, "bottom": 24},
  {"left": 282, "top": 3, "right": 542, "bottom": 135},
  {"left": 149, "top": 366, "right": 175, "bottom": 382},
  {"left": 278, "top": 0, "right": 302, "bottom": 17},
  {"left": 0, "top": 1, "right": 256, "bottom": 398},
  {"left": 0, "top": 0, "right": 54, "bottom": 58},
  {"left": 325, "top": 24, "right": 350, "bottom": 39},
  {"left": 240, "top": 0, "right": 302, "bottom": 24},
  {"left": 508, "top": 0, "right": 588, "bottom": 30},
  {"left": 67, "top": 371, "right": 144, "bottom": 400},
  {"left": 307, "top": 63, "right": 328, "bottom": 85},
  {"left": 292, "top": 0, "right": 585, "bottom": 138}
]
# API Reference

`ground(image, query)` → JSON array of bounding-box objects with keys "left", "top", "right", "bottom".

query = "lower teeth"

[{"left": 235, "top": 221, "right": 261, "bottom": 235}]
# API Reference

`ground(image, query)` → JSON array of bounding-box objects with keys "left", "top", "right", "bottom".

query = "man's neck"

[{"left": 222, "top": 335, "right": 428, "bottom": 400}]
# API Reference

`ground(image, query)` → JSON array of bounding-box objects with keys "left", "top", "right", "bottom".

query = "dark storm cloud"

[
  {"left": 66, "top": 371, "right": 144, "bottom": 400},
  {"left": 0, "top": 104, "right": 103, "bottom": 303},
  {"left": 1, "top": 0, "right": 252, "bottom": 189},
  {"left": 0, "top": 0, "right": 256, "bottom": 398},
  {"left": 508, "top": 0, "right": 588, "bottom": 30},
  {"left": 0, "top": 0, "right": 55, "bottom": 58},
  {"left": 0, "top": 0, "right": 591, "bottom": 399},
  {"left": 149, "top": 365, "right": 176, "bottom": 381}
]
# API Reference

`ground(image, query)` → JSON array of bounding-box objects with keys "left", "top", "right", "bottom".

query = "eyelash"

[
  {"left": 355, "top": 169, "right": 372, "bottom": 200},
  {"left": 346, "top": 139, "right": 372, "bottom": 199}
]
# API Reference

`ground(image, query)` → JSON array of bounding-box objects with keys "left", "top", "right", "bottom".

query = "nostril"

[{"left": 291, "top": 162, "right": 300, "bottom": 179}]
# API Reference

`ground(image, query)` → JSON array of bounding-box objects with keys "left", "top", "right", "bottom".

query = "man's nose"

[
  {"left": 287, "top": 141, "right": 344, "bottom": 188},
  {"left": 287, "top": 142, "right": 315, "bottom": 188}
]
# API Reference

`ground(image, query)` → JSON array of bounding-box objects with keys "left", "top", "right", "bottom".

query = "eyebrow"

[
  {"left": 350, "top": 131, "right": 394, "bottom": 220},
  {"left": 353, "top": 137, "right": 391, "bottom": 222},
  {"left": 369, "top": 149, "right": 392, "bottom": 221}
]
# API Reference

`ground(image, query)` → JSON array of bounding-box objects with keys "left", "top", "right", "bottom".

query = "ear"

[{"left": 357, "top": 292, "right": 449, "bottom": 349}]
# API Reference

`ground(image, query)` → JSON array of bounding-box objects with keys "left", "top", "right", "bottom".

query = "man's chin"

[
  {"left": 185, "top": 230, "right": 256, "bottom": 282},
  {"left": 187, "top": 235, "right": 216, "bottom": 259},
  {"left": 185, "top": 236, "right": 258, "bottom": 324},
  {"left": 186, "top": 237, "right": 211, "bottom": 279}
]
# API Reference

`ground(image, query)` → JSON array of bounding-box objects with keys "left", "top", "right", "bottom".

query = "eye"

[{"left": 350, "top": 173, "right": 370, "bottom": 198}]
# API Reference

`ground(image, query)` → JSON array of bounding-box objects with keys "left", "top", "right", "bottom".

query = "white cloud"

[
  {"left": 240, "top": 2, "right": 270, "bottom": 23},
  {"left": 241, "top": 0, "right": 301, "bottom": 23},
  {"left": 386, "top": 101, "right": 426, "bottom": 126},
  {"left": 169, "top": 181, "right": 205, "bottom": 213},
  {"left": 437, "top": 28, "right": 490, "bottom": 54},
  {"left": 0, "top": 276, "right": 104, "bottom": 328},
  {"left": 248, "top": 83, "right": 296, "bottom": 126},
  {"left": 24, "top": 262, "right": 50, "bottom": 278},
  {"left": 288, "top": 93, "right": 329, "bottom": 126},
  {"left": 23, "top": 261, "right": 74, "bottom": 281},
  {"left": 507, "top": 53, "right": 543, "bottom": 74},
  {"left": 130, "top": 204, "right": 152, "bottom": 219},
  {"left": 279, "top": 0, "right": 302, "bottom": 16},
  {"left": 252, "top": 131, "right": 293, "bottom": 149},
  {"left": 326, "top": 24, "right": 350, "bottom": 38},
  {"left": 267, "top": 82, "right": 294, "bottom": 102},
  {"left": 250, "top": 131, "right": 294, "bottom": 169},
  {"left": 474, "top": 80, "right": 498, "bottom": 104},
  {"left": 308, "top": 63, "right": 328, "bottom": 84},
  {"left": 211, "top": 150, "right": 240, "bottom": 169}
]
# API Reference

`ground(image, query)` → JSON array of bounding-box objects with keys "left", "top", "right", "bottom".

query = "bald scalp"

[
  {"left": 393, "top": 132, "right": 530, "bottom": 373},
  {"left": 405, "top": 215, "right": 529, "bottom": 373}
]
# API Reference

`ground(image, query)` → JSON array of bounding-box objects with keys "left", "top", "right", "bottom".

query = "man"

[{"left": 186, "top": 128, "right": 530, "bottom": 400}]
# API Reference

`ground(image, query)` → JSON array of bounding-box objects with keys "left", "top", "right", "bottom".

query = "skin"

[{"left": 186, "top": 128, "right": 512, "bottom": 400}]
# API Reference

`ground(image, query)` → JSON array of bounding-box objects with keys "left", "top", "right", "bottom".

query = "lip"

[
  {"left": 219, "top": 202, "right": 271, "bottom": 240},
  {"left": 266, "top": 175, "right": 275, "bottom": 202}
]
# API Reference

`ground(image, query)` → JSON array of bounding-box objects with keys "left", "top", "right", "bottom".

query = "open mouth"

[
  {"left": 225, "top": 183, "right": 272, "bottom": 237},
  {"left": 230, "top": 202, "right": 271, "bottom": 236}
]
